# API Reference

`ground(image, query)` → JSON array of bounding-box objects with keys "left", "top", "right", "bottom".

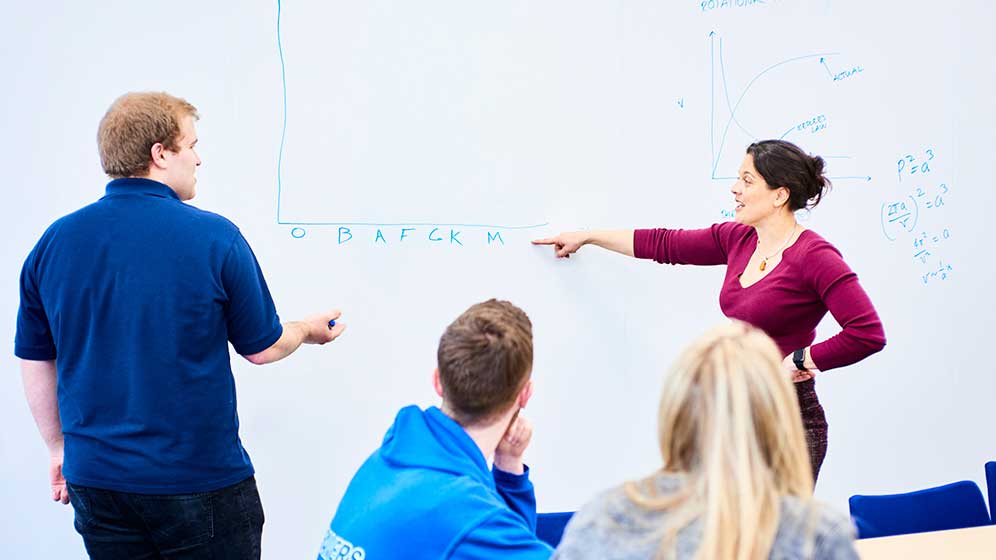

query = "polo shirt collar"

[{"left": 104, "top": 178, "right": 181, "bottom": 201}]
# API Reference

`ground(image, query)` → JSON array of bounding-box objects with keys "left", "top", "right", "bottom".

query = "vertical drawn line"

[
  {"left": 276, "top": 0, "right": 288, "bottom": 224},
  {"left": 710, "top": 32, "right": 715, "bottom": 174},
  {"left": 712, "top": 39, "right": 731, "bottom": 178}
]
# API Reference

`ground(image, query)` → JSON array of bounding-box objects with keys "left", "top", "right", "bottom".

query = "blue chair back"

[
  {"left": 536, "top": 511, "right": 574, "bottom": 548},
  {"left": 986, "top": 462, "right": 996, "bottom": 523},
  {"left": 849, "top": 480, "right": 991, "bottom": 539}
]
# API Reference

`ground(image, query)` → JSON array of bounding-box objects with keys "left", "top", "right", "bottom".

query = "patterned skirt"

[{"left": 796, "top": 378, "right": 828, "bottom": 483}]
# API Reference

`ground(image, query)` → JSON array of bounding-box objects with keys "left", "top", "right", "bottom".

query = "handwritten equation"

[
  {"left": 880, "top": 181, "right": 948, "bottom": 238},
  {"left": 911, "top": 228, "right": 951, "bottom": 264},
  {"left": 881, "top": 147, "right": 954, "bottom": 286},
  {"left": 897, "top": 148, "right": 934, "bottom": 182}
]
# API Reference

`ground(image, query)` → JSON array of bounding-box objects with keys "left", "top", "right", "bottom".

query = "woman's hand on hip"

[{"left": 783, "top": 354, "right": 816, "bottom": 383}]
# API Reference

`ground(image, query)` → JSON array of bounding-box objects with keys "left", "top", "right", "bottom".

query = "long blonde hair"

[{"left": 625, "top": 321, "right": 815, "bottom": 560}]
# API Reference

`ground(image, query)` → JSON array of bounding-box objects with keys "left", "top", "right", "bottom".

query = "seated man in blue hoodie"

[{"left": 318, "top": 299, "right": 552, "bottom": 559}]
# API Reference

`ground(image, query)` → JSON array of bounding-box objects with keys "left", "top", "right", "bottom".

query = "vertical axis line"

[{"left": 276, "top": 0, "right": 288, "bottom": 224}]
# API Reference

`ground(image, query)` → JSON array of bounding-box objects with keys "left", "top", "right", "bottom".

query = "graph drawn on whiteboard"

[
  {"left": 707, "top": 32, "right": 872, "bottom": 183},
  {"left": 273, "top": 0, "right": 548, "bottom": 241}
]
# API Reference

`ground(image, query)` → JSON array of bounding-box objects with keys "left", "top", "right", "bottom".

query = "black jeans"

[{"left": 66, "top": 476, "right": 264, "bottom": 559}]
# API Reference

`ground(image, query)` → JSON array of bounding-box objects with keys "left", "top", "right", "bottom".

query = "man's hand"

[
  {"left": 21, "top": 359, "right": 68, "bottom": 505},
  {"left": 494, "top": 414, "right": 533, "bottom": 475},
  {"left": 303, "top": 310, "right": 346, "bottom": 344},
  {"left": 244, "top": 310, "right": 347, "bottom": 365},
  {"left": 49, "top": 450, "right": 69, "bottom": 505}
]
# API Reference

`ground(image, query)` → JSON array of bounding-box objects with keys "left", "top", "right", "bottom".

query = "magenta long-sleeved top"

[{"left": 634, "top": 222, "right": 885, "bottom": 371}]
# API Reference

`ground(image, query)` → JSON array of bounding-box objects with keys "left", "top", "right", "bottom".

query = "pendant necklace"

[{"left": 758, "top": 224, "right": 798, "bottom": 272}]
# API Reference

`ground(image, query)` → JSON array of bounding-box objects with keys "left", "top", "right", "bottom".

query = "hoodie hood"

[
  {"left": 322, "top": 405, "right": 551, "bottom": 559},
  {"left": 378, "top": 405, "right": 494, "bottom": 490}
]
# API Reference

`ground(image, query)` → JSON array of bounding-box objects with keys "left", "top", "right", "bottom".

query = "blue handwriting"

[
  {"left": 327, "top": 227, "right": 506, "bottom": 247},
  {"left": 700, "top": 0, "right": 766, "bottom": 12},
  {"left": 921, "top": 262, "right": 953, "bottom": 285},
  {"left": 897, "top": 148, "right": 935, "bottom": 182},
  {"left": 912, "top": 229, "right": 951, "bottom": 264}
]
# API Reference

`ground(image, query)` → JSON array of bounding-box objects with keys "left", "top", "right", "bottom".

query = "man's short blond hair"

[{"left": 97, "top": 92, "right": 199, "bottom": 178}]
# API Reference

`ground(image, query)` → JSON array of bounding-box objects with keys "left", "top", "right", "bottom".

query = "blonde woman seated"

[{"left": 554, "top": 322, "right": 858, "bottom": 560}]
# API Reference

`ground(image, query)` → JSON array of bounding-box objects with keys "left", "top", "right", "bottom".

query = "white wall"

[{"left": 2, "top": 1, "right": 994, "bottom": 557}]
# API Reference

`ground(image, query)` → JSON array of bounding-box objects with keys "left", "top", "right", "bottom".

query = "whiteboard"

[{"left": 2, "top": 1, "right": 993, "bottom": 557}]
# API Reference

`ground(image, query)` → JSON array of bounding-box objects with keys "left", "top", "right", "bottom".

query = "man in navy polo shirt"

[{"left": 16, "top": 91, "right": 346, "bottom": 559}]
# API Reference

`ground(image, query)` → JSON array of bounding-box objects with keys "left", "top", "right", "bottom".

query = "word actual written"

[
  {"left": 821, "top": 57, "right": 863, "bottom": 83},
  {"left": 832, "top": 66, "right": 863, "bottom": 82},
  {"left": 335, "top": 227, "right": 507, "bottom": 246}
]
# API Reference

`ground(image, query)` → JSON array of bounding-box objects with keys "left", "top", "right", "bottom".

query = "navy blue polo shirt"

[{"left": 15, "top": 178, "right": 283, "bottom": 493}]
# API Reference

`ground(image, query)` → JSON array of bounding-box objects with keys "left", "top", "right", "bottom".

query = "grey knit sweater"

[{"left": 553, "top": 472, "right": 858, "bottom": 559}]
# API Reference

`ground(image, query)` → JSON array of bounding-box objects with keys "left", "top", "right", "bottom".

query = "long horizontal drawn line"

[{"left": 278, "top": 220, "right": 550, "bottom": 230}]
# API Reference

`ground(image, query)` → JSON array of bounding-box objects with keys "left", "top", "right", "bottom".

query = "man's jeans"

[{"left": 66, "top": 476, "right": 264, "bottom": 559}]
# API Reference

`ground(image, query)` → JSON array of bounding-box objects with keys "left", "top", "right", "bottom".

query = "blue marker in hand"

[{"left": 328, "top": 319, "right": 336, "bottom": 329}]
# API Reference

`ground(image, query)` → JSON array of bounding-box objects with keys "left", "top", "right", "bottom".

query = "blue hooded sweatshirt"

[{"left": 318, "top": 406, "right": 553, "bottom": 559}]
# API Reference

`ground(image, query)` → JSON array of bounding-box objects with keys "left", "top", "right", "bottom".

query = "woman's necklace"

[{"left": 757, "top": 224, "right": 798, "bottom": 271}]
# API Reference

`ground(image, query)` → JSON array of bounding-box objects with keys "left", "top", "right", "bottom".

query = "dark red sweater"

[{"left": 634, "top": 222, "right": 886, "bottom": 371}]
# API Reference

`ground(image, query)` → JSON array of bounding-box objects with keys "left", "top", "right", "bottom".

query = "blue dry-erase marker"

[{"left": 328, "top": 319, "right": 336, "bottom": 328}]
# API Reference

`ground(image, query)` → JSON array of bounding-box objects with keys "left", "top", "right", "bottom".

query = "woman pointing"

[{"left": 534, "top": 140, "right": 885, "bottom": 481}]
